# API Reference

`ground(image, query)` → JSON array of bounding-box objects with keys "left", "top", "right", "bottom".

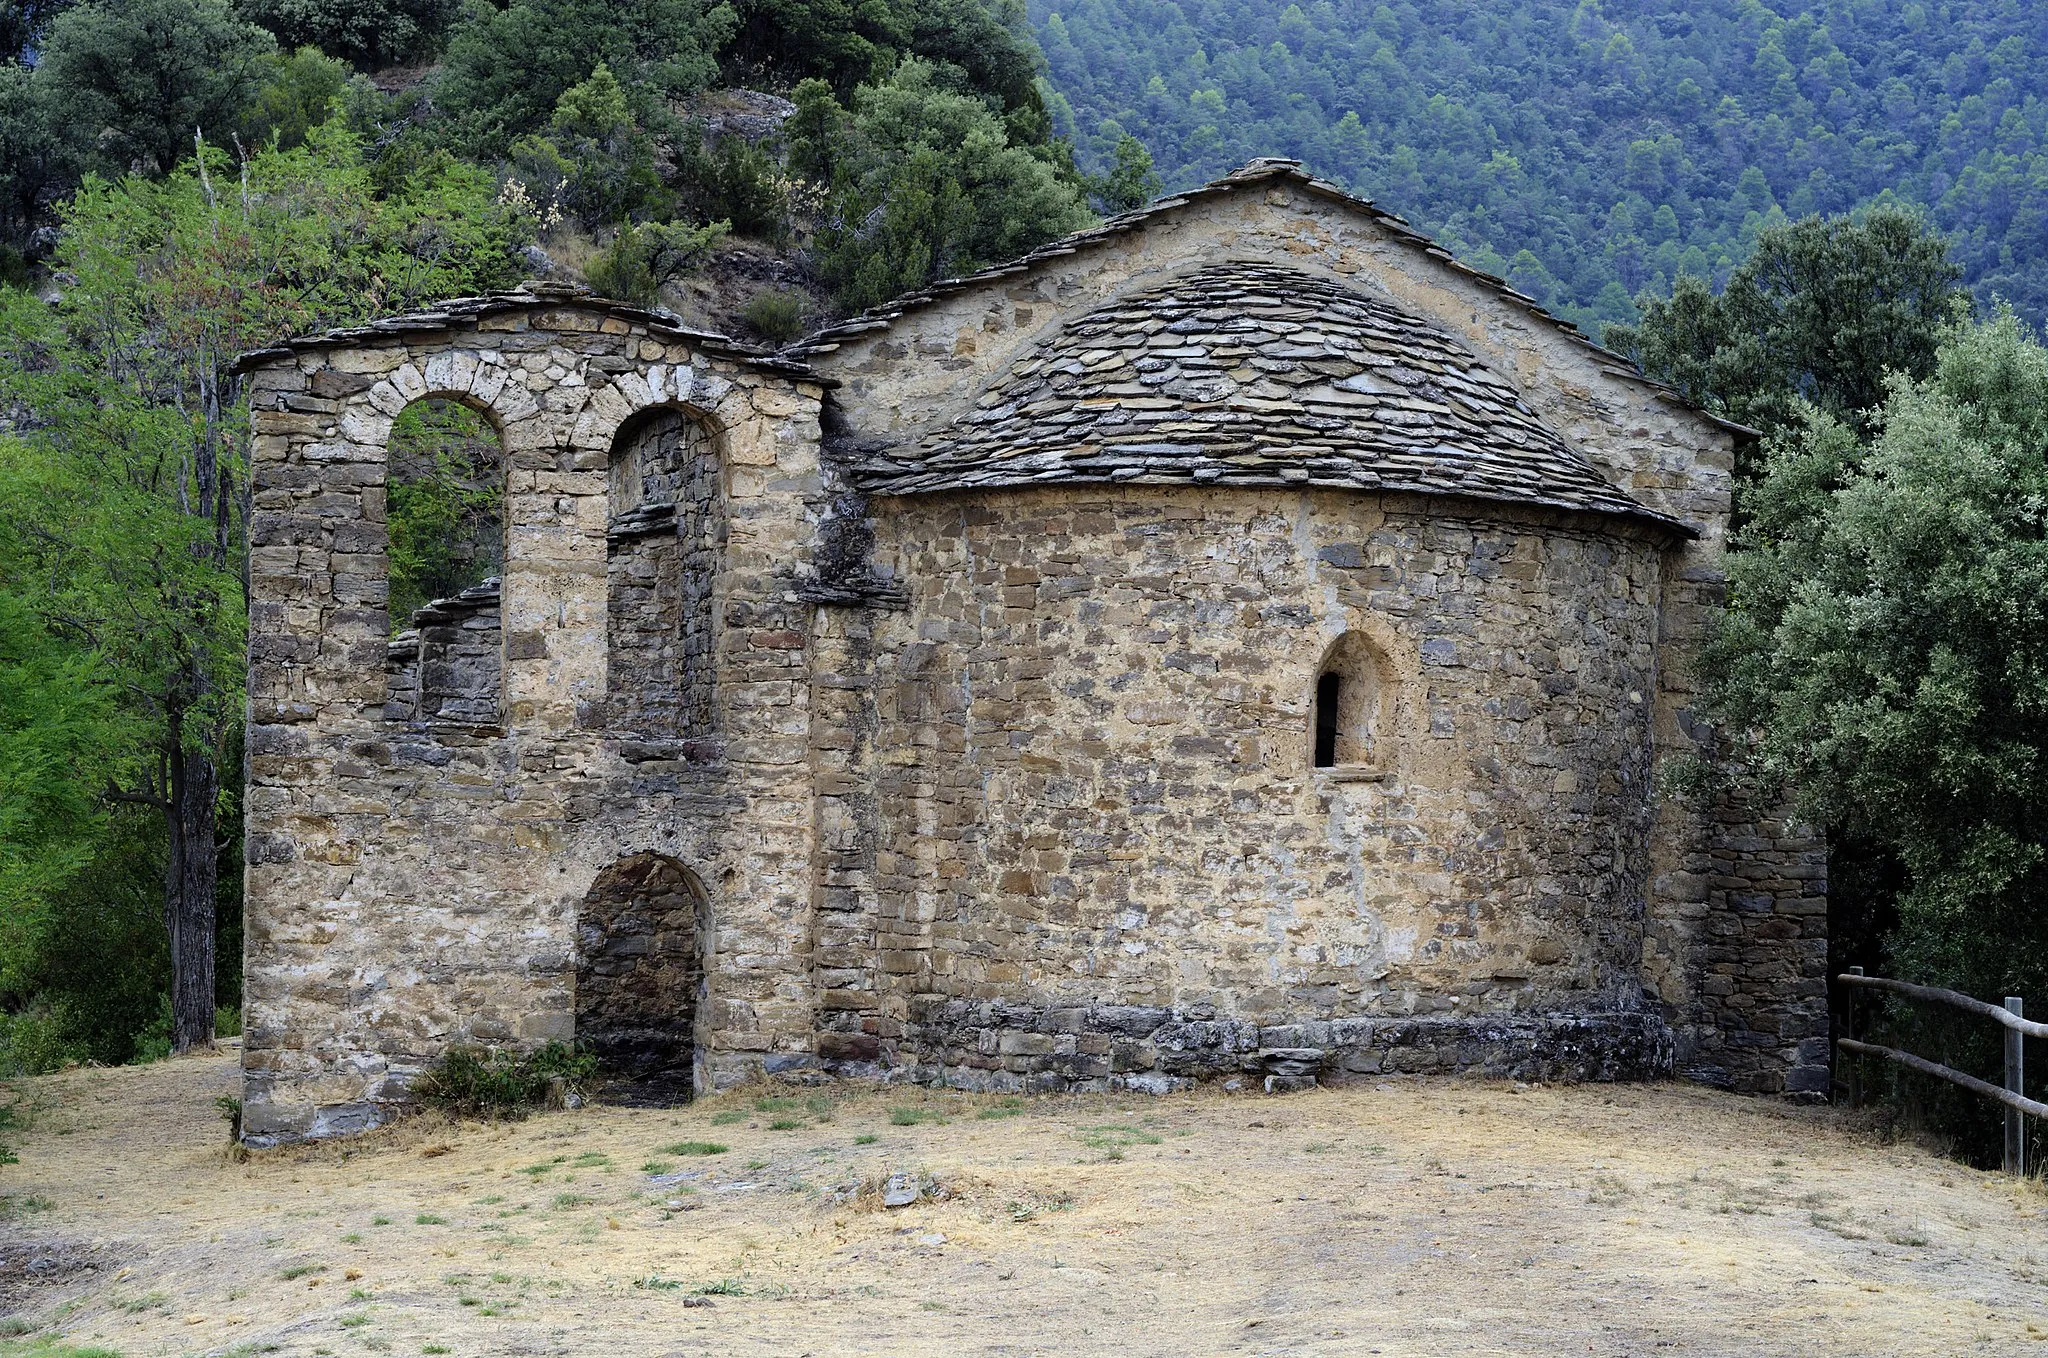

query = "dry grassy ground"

[{"left": 3, "top": 1048, "right": 2047, "bottom": 1357}]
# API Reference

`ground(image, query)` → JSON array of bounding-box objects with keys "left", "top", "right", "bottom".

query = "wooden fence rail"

[{"left": 1837, "top": 968, "right": 2033, "bottom": 1174}]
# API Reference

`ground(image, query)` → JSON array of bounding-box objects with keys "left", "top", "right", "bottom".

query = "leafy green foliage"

[
  {"left": 387, "top": 399, "right": 505, "bottom": 625},
  {"left": 672, "top": 131, "right": 789, "bottom": 242},
  {"left": 508, "top": 63, "right": 666, "bottom": 228},
  {"left": 1088, "top": 131, "right": 1158, "bottom": 213},
  {"left": 0, "top": 1093, "right": 19, "bottom": 1166},
  {"left": 790, "top": 59, "right": 1093, "bottom": 310},
  {"left": 0, "top": 62, "right": 75, "bottom": 248},
  {"left": 739, "top": 288, "right": 806, "bottom": 344},
  {"left": 1706, "top": 312, "right": 2048, "bottom": 1157},
  {"left": 726, "top": 0, "right": 1044, "bottom": 117},
  {"left": 435, "top": 0, "right": 735, "bottom": 157},
  {"left": 235, "top": 0, "right": 461, "bottom": 68},
  {"left": 584, "top": 218, "right": 728, "bottom": 305},
  {"left": 240, "top": 45, "right": 351, "bottom": 152},
  {"left": 414, "top": 1041, "right": 599, "bottom": 1116},
  {"left": 39, "top": 0, "right": 276, "bottom": 176},
  {"left": 1034, "top": 0, "right": 2048, "bottom": 330},
  {"left": 1609, "top": 209, "right": 1968, "bottom": 450}
]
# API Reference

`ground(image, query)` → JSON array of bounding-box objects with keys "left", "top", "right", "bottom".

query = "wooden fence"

[{"left": 1837, "top": 967, "right": 2048, "bottom": 1174}]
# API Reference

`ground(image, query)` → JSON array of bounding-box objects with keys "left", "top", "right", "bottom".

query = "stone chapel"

[{"left": 233, "top": 159, "right": 1829, "bottom": 1144}]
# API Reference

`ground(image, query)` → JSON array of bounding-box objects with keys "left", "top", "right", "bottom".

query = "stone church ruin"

[{"left": 235, "top": 160, "right": 1828, "bottom": 1144}]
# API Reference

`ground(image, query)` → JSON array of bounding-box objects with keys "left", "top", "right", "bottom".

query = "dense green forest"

[{"left": 1035, "top": 0, "right": 2048, "bottom": 333}]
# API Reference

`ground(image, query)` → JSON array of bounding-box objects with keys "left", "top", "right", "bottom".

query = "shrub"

[
  {"left": 240, "top": 45, "right": 350, "bottom": 152},
  {"left": 131, "top": 994, "right": 174, "bottom": 1063},
  {"left": 236, "top": 0, "right": 459, "bottom": 68},
  {"left": 584, "top": 218, "right": 728, "bottom": 306},
  {"left": 414, "top": 1041, "right": 598, "bottom": 1118},
  {"left": 0, "top": 1004, "right": 81, "bottom": 1076},
  {"left": 739, "top": 288, "right": 806, "bottom": 345},
  {"left": 674, "top": 132, "right": 789, "bottom": 242},
  {"left": 507, "top": 64, "right": 667, "bottom": 230}
]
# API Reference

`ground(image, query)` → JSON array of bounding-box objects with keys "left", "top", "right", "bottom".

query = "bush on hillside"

[
  {"left": 585, "top": 218, "right": 728, "bottom": 305},
  {"left": 789, "top": 60, "right": 1093, "bottom": 310},
  {"left": 235, "top": 0, "right": 459, "bottom": 68},
  {"left": 740, "top": 287, "right": 806, "bottom": 344}
]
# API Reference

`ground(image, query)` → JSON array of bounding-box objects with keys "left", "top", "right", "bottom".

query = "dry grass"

[{"left": 3, "top": 1050, "right": 2048, "bottom": 1355}]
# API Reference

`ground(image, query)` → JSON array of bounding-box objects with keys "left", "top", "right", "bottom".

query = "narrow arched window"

[
  {"left": 1312, "top": 633, "right": 1386, "bottom": 770},
  {"left": 1313, "top": 671, "right": 1341, "bottom": 768}
]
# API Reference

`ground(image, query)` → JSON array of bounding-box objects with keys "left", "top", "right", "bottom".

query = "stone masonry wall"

[
  {"left": 800, "top": 180, "right": 1828, "bottom": 1094},
  {"left": 812, "top": 486, "right": 1676, "bottom": 1088},
  {"left": 240, "top": 297, "right": 826, "bottom": 1143}
]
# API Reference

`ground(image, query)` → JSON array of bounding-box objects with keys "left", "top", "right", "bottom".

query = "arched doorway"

[{"left": 575, "top": 854, "right": 706, "bottom": 1104}]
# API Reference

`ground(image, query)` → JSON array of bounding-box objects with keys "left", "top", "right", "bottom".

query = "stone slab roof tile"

[
  {"left": 850, "top": 262, "right": 1689, "bottom": 537},
  {"left": 787, "top": 157, "right": 1750, "bottom": 445}
]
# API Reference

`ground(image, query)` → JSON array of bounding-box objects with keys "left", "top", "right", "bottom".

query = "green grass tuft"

[{"left": 660, "top": 1140, "right": 729, "bottom": 1156}]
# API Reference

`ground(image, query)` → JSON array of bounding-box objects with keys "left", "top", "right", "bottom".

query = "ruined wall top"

[{"left": 230, "top": 279, "right": 821, "bottom": 384}]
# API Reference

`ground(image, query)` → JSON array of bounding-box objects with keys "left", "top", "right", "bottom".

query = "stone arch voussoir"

[
  {"left": 359, "top": 345, "right": 533, "bottom": 449},
  {"left": 571, "top": 361, "right": 744, "bottom": 455}
]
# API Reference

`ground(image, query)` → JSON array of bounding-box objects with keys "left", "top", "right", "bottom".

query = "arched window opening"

[
  {"left": 606, "top": 408, "right": 720, "bottom": 738},
  {"left": 1312, "top": 633, "right": 1386, "bottom": 771},
  {"left": 384, "top": 398, "right": 505, "bottom": 726},
  {"left": 1313, "top": 671, "right": 1342, "bottom": 768},
  {"left": 576, "top": 854, "right": 707, "bottom": 1104}
]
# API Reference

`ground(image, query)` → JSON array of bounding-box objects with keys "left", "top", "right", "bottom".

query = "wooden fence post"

[
  {"left": 2007, "top": 996, "right": 2026, "bottom": 1176},
  {"left": 1845, "top": 966, "right": 1863, "bottom": 1109}
]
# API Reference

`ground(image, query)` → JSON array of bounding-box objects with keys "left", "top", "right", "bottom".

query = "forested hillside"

[{"left": 1035, "top": 0, "right": 2048, "bottom": 332}]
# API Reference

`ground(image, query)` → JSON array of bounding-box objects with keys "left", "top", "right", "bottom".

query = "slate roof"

[
  {"left": 847, "top": 261, "right": 1687, "bottom": 535},
  {"left": 787, "top": 158, "right": 1749, "bottom": 446},
  {"left": 230, "top": 281, "right": 818, "bottom": 380}
]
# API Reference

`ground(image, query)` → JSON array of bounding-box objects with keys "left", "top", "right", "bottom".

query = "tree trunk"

[{"left": 164, "top": 738, "right": 219, "bottom": 1053}]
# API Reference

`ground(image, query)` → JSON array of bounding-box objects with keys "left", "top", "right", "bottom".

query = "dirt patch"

[{"left": 3, "top": 1051, "right": 2048, "bottom": 1356}]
